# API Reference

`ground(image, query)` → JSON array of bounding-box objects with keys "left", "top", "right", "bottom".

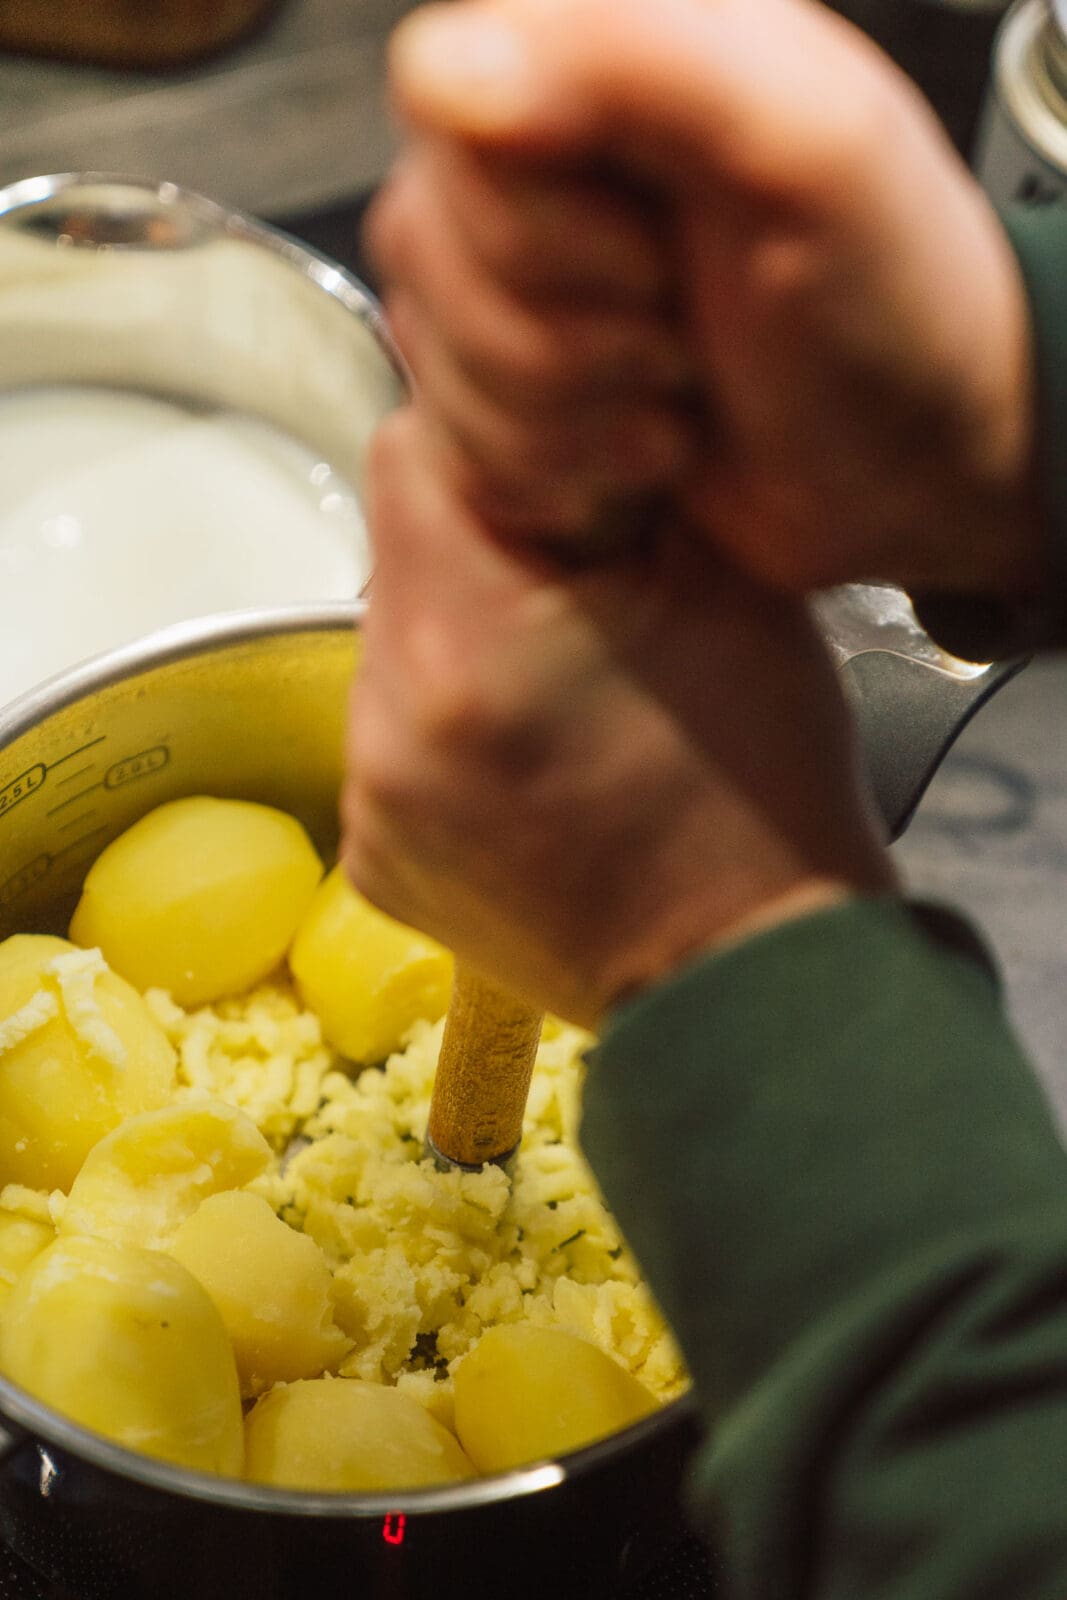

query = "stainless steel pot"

[{"left": 0, "top": 605, "right": 704, "bottom": 1600}]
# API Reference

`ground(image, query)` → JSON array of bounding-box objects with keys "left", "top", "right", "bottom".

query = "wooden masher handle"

[{"left": 426, "top": 962, "right": 543, "bottom": 1169}]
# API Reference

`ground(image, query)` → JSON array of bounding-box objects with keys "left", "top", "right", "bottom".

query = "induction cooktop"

[{"left": 0, "top": 1527, "right": 718, "bottom": 1599}]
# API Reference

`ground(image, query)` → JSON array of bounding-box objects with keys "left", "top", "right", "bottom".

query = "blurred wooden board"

[{"left": 0, "top": 0, "right": 414, "bottom": 216}]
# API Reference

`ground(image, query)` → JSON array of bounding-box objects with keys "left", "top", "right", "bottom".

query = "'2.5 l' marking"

[{"left": 0, "top": 764, "right": 46, "bottom": 821}]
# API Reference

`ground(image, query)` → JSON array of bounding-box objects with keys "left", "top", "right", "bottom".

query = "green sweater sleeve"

[{"left": 583, "top": 898, "right": 1067, "bottom": 1597}]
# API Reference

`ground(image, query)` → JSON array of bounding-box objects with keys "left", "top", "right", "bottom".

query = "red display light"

[{"left": 383, "top": 1513, "right": 406, "bottom": 1547}]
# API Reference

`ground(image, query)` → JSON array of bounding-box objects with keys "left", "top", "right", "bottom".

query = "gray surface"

[
  {"left": 895, "top": 656, "right": 1067, "bottom": 1122},
  {"left": 0, "top": 0, "right": 412, "bottom": 216}
]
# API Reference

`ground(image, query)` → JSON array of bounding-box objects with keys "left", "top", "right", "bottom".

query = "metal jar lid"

[{"left": 991, "top": 0, "right": 1067, "bottom": 174}]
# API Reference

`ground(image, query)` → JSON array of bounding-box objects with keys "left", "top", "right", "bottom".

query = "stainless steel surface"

[
  {"left": 0, "top": 173, "right": 405, "bottom": 500},
  {"left": 813, "top": 584, "right": 1021, "bottom": 838},
  {"left": 812, "top": 583, "right": 990, "bottom": 678}
]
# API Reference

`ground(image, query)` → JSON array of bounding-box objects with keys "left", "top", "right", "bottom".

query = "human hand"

[
  {"left": 342, "top": 406, "right": 894, "bottom": 1025},
  {"left": 369, "top": 0, "right": 1041, "bottom": 600}
]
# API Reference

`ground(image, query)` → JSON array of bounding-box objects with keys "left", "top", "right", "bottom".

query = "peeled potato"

[
  {"left": 170, "top": 1190, "right": 349, "bottom": 1397},
  {"left": 244, "top": 1376, "right": 475, "bottom": 1491},
  {"left": 289, "top": 864, "right": 453, "bottom": 1062},
  {"left": 61, "top": 1101, "right": 271, "bottom": 1250},
  {"left": 453, "top": 1325, "right": 658, "bottom": 1472},
  {"left": 0, "top": 1235, "right": 243, "bottom": 1475},
  {"left": 0, "top": 934, "right": 175, "bottom": 1190},
  {"left": 69, "top": 796, "right": 323, "bottom": 1006},
  {"left": 0, "top": 1212, "right": 54, "bottom": 1307}
]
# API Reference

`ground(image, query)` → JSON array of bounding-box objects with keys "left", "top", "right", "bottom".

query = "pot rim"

[
  {"left": 0, "top": 1370, "right": 698, "bottom": 1517},
  {"left": 0, "top": 601, "right": 697, "bottom": 1514},
  {"left": 0, "top": 171, "right": 400, "bottom": 361},
  {"left": 0, "top": 601, "right": 366, "bottom": 749}
]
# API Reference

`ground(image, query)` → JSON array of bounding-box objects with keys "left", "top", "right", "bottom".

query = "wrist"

[{"left": 595, "top": 863, "right": 895, "bottom": 1023}]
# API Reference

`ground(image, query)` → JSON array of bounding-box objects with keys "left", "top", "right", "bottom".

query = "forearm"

[{"left": 584, "top": 897, "right": 1067, "bottom": 1597}]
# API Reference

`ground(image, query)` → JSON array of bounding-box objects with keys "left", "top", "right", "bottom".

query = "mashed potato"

[
  {"left": 0, "top": 799, "right": 688, "bottom": 1483},
  {"left": 143, "top": 981, "right": 687, "bottom": 1423}
]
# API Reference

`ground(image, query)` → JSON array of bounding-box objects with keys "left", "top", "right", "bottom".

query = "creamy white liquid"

[{"left": 0, "top": 386, "right": 371, "bottom": 706}]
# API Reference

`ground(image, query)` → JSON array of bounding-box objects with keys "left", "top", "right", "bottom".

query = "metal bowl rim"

[
  {"left": 0, "top": 601, "right": 367, "bottom": 751},
  {"left": 0, "top": 171, "right": 402, "bottom": 371},
  {"left": 0, "top": 1372, "right": 698, "bottom": 1517}
]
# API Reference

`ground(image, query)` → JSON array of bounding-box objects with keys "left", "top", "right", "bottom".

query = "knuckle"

[
  {"left": 345, "top": 703, "right": 401, "bottom": 810},
  {"left": 478, "top": 193, "right": 538, "bottom": 280},
  {"left": 465, "top": 307, "right": 681, "bottom": 404},
  {"left": 457, "top": 302, "right": 575, "bottom": 401},
  {"left": 815, "top": 76, "right": 902, "bottom": 186},
  {"left": 366, "top": 406, "right": 418, "bottom": 479},
  {"left": 509, "top": 328, "right": 575, "bottom": 397},
  {"left": 413, "top": 658, "right": 490, "bottom": 748},
  {"left": 442, "top": 395, "right": 546, "bottom": 481},
  {"left": 348, "top": 738, "right": 415, "bottom": 824},
  {"left": 363, "top": 180, "right": 410, "bottom": 282}
]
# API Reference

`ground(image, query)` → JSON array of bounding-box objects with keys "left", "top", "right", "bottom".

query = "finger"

[
  {"left": 365, "top": 406, "right": 532, "bottom": 598},
  {"left": 422, "top": 143, "right": 671, "bottom": 307},
  {"left": 386, "top": 289, "right": 697, "bottom": 513},
  {"left": 388, "top": 0, "right": 910, "bottom": 198},
  {"left": 370, "top": 153, "right": 690, "bottom": 400},
  {"left": 372, "top": 366, "right": 609, "bottom": 534},
  {"left": 387, "top": 274, "right": 690, "bottom": 408}
]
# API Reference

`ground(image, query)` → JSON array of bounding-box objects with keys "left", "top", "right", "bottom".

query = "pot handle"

[{"left": 840, "top": 650, "right": 1027, "bottom": 841}]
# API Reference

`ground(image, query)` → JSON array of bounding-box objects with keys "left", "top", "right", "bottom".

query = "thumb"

[{"left": 388, "top": 0, "right": 895, "bottom": 192}]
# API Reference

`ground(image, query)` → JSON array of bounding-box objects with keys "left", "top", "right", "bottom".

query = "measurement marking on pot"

[
  {"left": 56, "top": 809, "right": 98, "bottom": 835},
  {"left": 105, "top": 745, "right": 170, "bottom": 790},
  {"left": 55, "top": 762, "right": 96, "bottom": 788},
  {"left": 53, "top": 825, "right": 109, "bottom": 862},
  {"left": 46, "top": 784, "right": 103, "bottom": 818},
  {"left": 0, "top": 763, "right": 46, "bottom": 822},
  {"left": 0, "top": 853, "right": 52, "bottom": 906},
  {"left": 382, "top": 1513, "right": 406, "bottom": 1546},
  {"left": 47, "top": 736, "right": 106, "bottom": 771}
]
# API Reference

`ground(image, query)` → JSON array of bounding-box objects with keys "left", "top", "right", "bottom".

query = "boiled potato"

[
  {"left": 244, "top": 1377, "right": 475, "bottom": 1491},
  {"left": 289, "top": 864, "right": 453, "bottom": 1061},
  {"left": 0, "top": 1212, "right": 54, "bottom": 1307},
  {"left": 61, "top": 1101, "right": 270, "bottom": 1250},
  {"left": 453, "top": 1325, "right": 658, "bottom": 1472},
  {"left": 170, "top": 1190, "right": 349, "bottom": 1397},
  {"left": 0, "top": 1235, "right": 243, "bottom": 1475},
  {"left": 69, "top": 796, "right": 323, "bottom": 1006},
  {"left": 0, "top": 934, "right": 175, "bottom": 1190}
]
